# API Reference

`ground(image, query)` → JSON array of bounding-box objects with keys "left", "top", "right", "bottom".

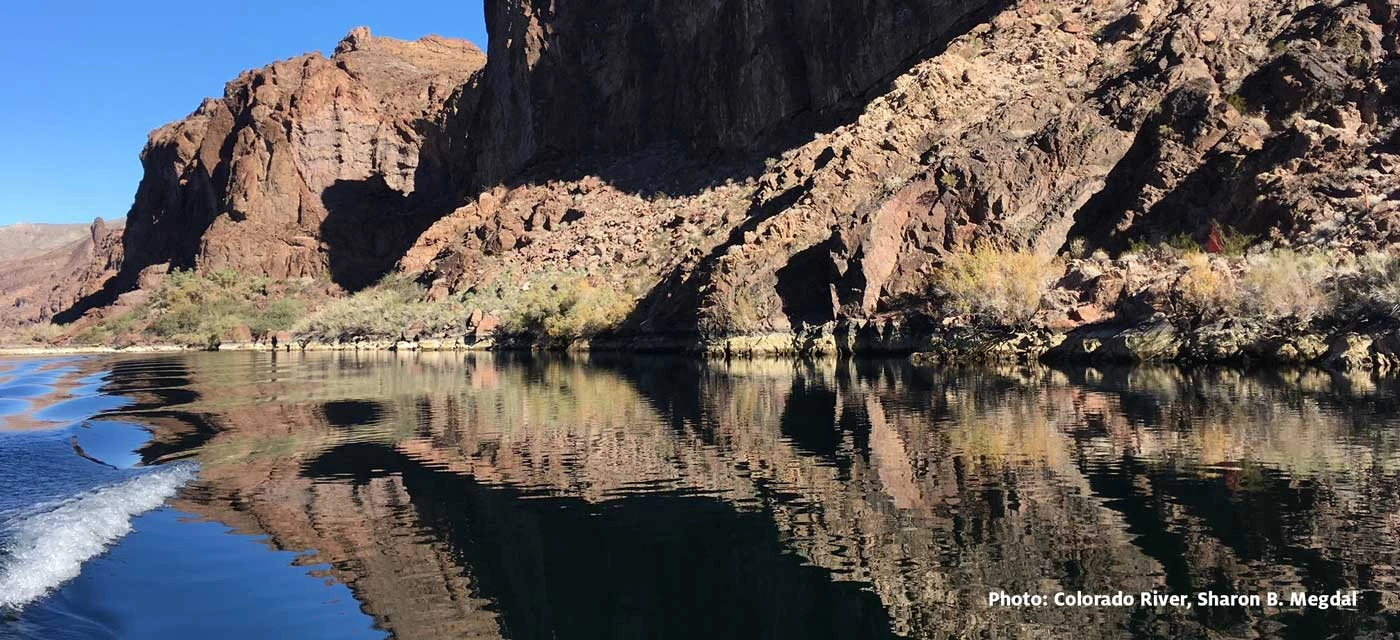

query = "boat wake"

[{"left": 0, "top": 463, "right": 198, "bottom": 609}]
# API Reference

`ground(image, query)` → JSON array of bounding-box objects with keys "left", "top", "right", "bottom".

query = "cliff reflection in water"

[{"left": 112, "top": 353, "right": 1400, "bottom": 639}]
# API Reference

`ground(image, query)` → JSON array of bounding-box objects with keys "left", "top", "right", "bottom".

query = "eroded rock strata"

[
  {"left": 58, "top": 28, "right": 484, "bottom": 321},
  {"left": 413, "top": 0, "right": 1400, "bottom": 332}
]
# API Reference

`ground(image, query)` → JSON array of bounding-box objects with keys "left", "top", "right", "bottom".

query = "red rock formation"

[
  {"left": 117, "top": 28, "right": 484, "bottom": 291},
  {"left": 410, "top": 0, "right": 1400, "bottom": 339}
]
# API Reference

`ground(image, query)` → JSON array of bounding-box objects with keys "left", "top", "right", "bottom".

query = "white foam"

[{"left": 0, "top": 464, "right": 198, "bottom": 609}]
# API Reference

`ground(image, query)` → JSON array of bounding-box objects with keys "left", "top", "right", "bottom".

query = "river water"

[{"left": 1, "top": 352, "right": 1398, "bottom": 639}]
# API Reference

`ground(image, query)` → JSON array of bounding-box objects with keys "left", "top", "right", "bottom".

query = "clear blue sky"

[{"left": 0, "top": 1, "right": 487, "bottom": 227}]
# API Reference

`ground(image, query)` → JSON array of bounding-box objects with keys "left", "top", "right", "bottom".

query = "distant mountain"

[
  {"left": 0, "top": 219, "right": 125, "bottom": 332},
  {"left": 0, "top": 220, "right": 122, "bottom": 261}
]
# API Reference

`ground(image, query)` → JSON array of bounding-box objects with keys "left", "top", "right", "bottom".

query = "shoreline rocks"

[{"left": 11, "top": 319, "right": 1398, "bottom": 376}]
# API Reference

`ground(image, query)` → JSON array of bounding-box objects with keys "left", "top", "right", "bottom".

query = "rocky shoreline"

[{"left": 8, "top": 315, "right": 1396, "bottom": 376}]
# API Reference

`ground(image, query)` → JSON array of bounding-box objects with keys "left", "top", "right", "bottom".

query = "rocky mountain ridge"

[{"left": 0, "top": 221, "right": 118, "bottom": 261}]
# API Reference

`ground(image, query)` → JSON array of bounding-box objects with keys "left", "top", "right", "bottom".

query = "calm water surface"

[{"left": 1, "top": 352, "right": 1399, "bottom": 639}]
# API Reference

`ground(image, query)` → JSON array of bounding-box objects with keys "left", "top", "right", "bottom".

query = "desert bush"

[
  {"left": 1224, "top": 92, "right": 1255, "bottom": 115},
  {"left": 1065, "top": 237, "right": 1088, "bottom": 260},
  {"left": 295, "top": 275, "right": 464, "bottom": 343},
  {"left": 1234, "top": 249, "right": 1334, "bottom": 321},
  {"left": 1124, "top": 234, "right": 1198, "bottom": 260},
  {"left": 10, "top": 322, "right": 64, "bottom": 345},
  {"left": 1213, "top": 223, "right": 1255, "bottom": 256},
  {"left": 1166, "top": 233, "right": 1202, "bottom": 255},
  {"left": 931, "top": 243, "right": 1060, "bottom": 326},
  {"left": 141, "top": 269, "right": 305, "bottom": 346},
  {"left": 498, "top": 272, "right": 633, "bottom": 339},
  {"left": 1337, "top": 252, "right": 1400, "bottom": 321},
  {"left": 1176, "top": 253, "right": 1236, "bottom": 317}
]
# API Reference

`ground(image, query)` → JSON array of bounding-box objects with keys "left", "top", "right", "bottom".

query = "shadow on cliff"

[
  {"left": 319, "top": 176, "right": 448, "bottom": 291},
  {"left": 57, "top": 0, "right": 1013, "bottom": 324},
  {"left": 584, "top": 0, "right": 1010, "bottom": 333}
]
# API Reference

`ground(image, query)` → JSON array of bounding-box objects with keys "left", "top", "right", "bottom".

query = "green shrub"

[
  {"left": 141, "top": 269, "right": 270, "bottom": 345},
  {"left": 1213, "top": 223, "right": 1255, "bottom": 256},
  {"left": 930, "top": 243, "right": 1060, "bottom": 327},
  {"left": 294, "top": 275, "right": 464, "bottom": 343},
  {"left": 1125, "top": 238, "right": 1155, "bottom": 256},
  {"left": 1224, "top": 92, "right": 1254, "bottom": 115},
  {"left": 1166, "top": 233, "right": 1201, "bottom": 254},
  {"left": 103, "top": 268, "right": 316, "bottom": 346},
  {"left": 498, "top": 272, "right": 633, "bottom": 339},
  {"left": 249, "top": 298, "right": 305, "bottom": 339}
]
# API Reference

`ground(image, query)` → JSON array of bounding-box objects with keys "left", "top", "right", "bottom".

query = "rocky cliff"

[
  {"left": 18, "top": 0, "right": 1400, "bottom": 351},
  {"left": 409, "top": 0, "right": 1400, "bottom": 340},
  {"left": 93, "top": 28, "right": 482, "bottom": 305},
  {"left": 458, "top": 0, "right": 1006, "bottom": 188}
]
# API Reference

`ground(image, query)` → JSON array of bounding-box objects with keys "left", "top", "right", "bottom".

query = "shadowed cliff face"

[
  {"left": 62, "top": 352, "right": 1400, "bottom": 639},
  {"left": 462, "top": 0, "right": 1005, "bottom": 188}
]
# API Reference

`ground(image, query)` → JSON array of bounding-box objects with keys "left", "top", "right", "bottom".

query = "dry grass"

[
  {"left": 931, "top": 243, "right": 1060, "bottom": 326},
  {"left": 1335, "top": 252, "right": 1400, "bottom": 321},
  {"left": 1235, "top": 249, "right": 1333, "bottom": 321},
  {"left": 1176, "top": 253, "right": 1236, "bottom": 317}
]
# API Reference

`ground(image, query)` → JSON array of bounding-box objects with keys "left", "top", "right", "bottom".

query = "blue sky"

[{"left": 0, "top": 1, "right": 487, "bottom": 227}]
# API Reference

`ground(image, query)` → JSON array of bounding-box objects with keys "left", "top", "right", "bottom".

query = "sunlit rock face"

[
  {"left": 102, "top": 353, "right": 1400, "bottom": 639},
  {"left": 111, "top": 29, "right": 484, "bottom": 293},
  {"left": 31, "top": 0, "right": 1400, "bottom": 339}
]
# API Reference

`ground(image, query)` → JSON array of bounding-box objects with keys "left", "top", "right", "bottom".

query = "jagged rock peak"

[{"left": 335, "top": 26, "right": 376, "bottom": 54}]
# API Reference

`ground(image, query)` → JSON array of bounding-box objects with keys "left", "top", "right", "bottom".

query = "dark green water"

[{"left": 2, "top": 352, "right": 1400, "bottom": 639}]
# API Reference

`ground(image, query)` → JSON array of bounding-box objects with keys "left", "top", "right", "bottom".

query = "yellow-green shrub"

[
  {"left": 931, "top": 243, "right": 1059, "bottom": 326},
  {"left": 143, "top": 269, "right": 307, "bottom": 346},
  {"left": 1176, "top": 253, "right": 1236, "bottom": 317},
  {"left": 499, "top": 272, "right": 633, "bottom": 339},
  {"left": 294, "top": 275, "right": 464, "bottom": 342}
]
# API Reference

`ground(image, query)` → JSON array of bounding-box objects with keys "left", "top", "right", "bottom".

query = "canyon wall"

[
  {"left": 460, "top": 0, "right": 1004, "bottom": 187},
  {"left": 409, "top": 0, "right": 1400, "bottom": 338},
  {"left": 15, "top": 0, "right": 1399, "bottom": 344}
]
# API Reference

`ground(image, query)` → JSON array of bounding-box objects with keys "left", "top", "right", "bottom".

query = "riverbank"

[{"left": 6, "top": 315, "right": 1399, "bottom": 375}]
